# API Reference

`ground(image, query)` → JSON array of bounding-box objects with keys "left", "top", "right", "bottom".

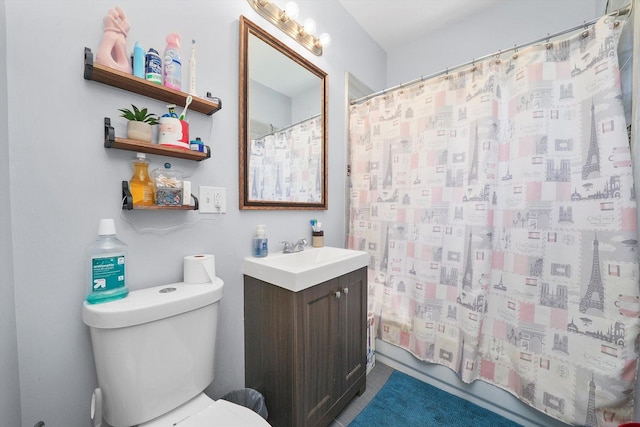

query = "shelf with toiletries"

[
  {"left": 104, "top": 117, "right": 210, "bottom": 161},
  {"left": 121, "top": 181, "right": 198, "bottom": 211},
  {"left": 84, "top": 47, "right": 222, "bottom": 116}
]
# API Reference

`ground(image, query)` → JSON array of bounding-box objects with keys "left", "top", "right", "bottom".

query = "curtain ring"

[
  {"left": 494, "top": 50, "right": 501, "bottom": 64},
  {"left": 512, "top": 45, "right": 518, "bottom": 60},
  {"left": 444, "top": 67, "right": 449, "bottom": 79},
  {"left": 545, "top": 33, "right": 552, "bottom": 49},
  {"left": 470, "top": 59, "right": 476, "bottom": 72},
  {"left": 582, "top": 21, "right": 590, "bottom": 38}
]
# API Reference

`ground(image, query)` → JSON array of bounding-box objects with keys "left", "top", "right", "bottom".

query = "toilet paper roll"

[{"left": 183, "top": 254, "right": 216, "bottom": 284}]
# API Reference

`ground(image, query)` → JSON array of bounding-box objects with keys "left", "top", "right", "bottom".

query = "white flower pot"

[{"left": 127, "top": 121, "right": 153, "bottom": 143}]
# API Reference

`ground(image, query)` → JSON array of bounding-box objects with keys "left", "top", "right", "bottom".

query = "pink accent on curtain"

[{"left": 348, "top": 16, "right": 639, "bottom": 426}]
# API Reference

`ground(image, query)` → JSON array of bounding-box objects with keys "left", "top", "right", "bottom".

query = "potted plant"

[{"left": 118, "top": 104, "right": 159, "bottom": 143}]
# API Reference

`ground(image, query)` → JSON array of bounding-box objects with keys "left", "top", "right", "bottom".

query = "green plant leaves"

[{"left": 118, "top": 104, "right": 159, "bottom": 125}]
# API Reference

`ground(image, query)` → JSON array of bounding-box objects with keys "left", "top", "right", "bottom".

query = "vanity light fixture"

[{"left": 247, "top": 0, "right": 331, "bottom": 55}]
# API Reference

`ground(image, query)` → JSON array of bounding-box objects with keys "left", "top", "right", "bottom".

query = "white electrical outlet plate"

[{"left": 199, "top": 186, "right": 226, "bottom": 213}]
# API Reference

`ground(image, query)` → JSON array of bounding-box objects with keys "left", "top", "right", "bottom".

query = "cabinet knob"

[
  {"left": 335, "top": 291, "right": 341, "bottom": 298},
  {"left": 343, "top": 287, "right": 349, "bottom": 295}
]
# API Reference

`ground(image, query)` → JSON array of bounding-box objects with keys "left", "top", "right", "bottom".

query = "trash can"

[{"left": 221, "top": 388, "right": 268, "bottom": 420}]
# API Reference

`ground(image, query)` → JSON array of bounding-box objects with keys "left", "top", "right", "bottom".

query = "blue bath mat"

[{"left": 349, "top": 370, "right": 521, "bottom": 426}]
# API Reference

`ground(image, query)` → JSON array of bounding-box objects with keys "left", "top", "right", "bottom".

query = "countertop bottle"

[
  {"left": 253, "top": 225, "right": 268, "bottom": 257},
  {"left": 87, "top": 219, "right": 129, "bottom": 304},
  {"left": 129, "top": 153, "right": 154, "bottom": 206}
]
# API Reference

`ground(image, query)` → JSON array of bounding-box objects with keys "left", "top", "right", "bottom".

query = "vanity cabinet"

[{"left": 244, "top": 267, "right": 367, "bottom": 427}]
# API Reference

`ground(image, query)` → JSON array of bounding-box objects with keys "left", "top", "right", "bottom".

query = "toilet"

[{"left": 82, "top": 279, "right": 269, "bottom": 427}]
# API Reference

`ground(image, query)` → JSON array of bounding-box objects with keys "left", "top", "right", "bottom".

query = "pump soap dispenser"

[{"left": 253, "top": 225, "right": 268, "bottom": 257}]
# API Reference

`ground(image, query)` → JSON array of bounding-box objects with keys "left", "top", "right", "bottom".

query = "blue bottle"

[
  {"left": 86, "top": 219, "right": 129, "bottom": 304},
  {"left": 133, "top": 42, "right": 145, "bottom": 78}
]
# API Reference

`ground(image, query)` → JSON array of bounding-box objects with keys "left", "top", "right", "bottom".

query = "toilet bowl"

[{"left": 83, "top": 279, "right": 269, "bottom": 427}]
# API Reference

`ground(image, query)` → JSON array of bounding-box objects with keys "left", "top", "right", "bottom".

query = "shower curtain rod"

[
  {"left": 254, "top": 113, "right": 321, "bottom": 139},
  {"left": 351, "top": 3, "right": 632, "bottom": 106}
]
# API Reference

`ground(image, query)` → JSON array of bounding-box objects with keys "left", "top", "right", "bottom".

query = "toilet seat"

[
  {"left": 178, "top": 399, "right": 270, "bottom": 426},
  {"left": 139, "top": 393, "right": 270, "bottom": 426}
]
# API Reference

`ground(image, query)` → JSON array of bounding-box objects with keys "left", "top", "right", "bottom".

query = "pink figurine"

[{"left": 95, "top": 7, "right": 132, "bottom": 73}]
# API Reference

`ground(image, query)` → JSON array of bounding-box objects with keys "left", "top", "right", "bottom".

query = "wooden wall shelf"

[
  {"left": 84, "top": 47, "right": 222, "bottom": 116},
  {"left": 104, "top": 118, "right": 210, "bottom": 161},
  {"left": 122, "top": 181, "right": 199, "bottom": 210}
]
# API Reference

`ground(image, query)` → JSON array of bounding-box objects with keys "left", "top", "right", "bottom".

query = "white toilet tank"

[{"left": 82, "top": 279, "right": 224, "bottom": 427}]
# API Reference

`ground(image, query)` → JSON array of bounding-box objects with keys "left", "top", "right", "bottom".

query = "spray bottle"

[{"left": 163, "top": 33, "right": 182, "bottom": 90}]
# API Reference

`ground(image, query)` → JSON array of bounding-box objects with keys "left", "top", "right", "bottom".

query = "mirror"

[{"left": 239, "top": 16, "right": 328, "bottom": 210}]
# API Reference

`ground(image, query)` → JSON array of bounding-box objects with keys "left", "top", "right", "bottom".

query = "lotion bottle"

[{"left": 253, "top": 225, "right": 268, "bottom": 257}]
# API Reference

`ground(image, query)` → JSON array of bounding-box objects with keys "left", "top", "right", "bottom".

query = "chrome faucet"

[{"left": 281, "top": 239, "right": 307, "bottom": 253}]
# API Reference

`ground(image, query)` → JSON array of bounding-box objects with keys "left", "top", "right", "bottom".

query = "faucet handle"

[
  {"left": 296, "top": 238, "right": 308, "bottom": 246},
  {"left": 280, "top": 241, "right": 293, "bottom": 252}
]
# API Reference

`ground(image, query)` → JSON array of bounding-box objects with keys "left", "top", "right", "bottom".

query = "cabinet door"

[
  {"left": 299, "top": 279, "right": 339, "bottom": 427},
  {"left": 338, "top": 268, "right": 367, "bottom": 396}
]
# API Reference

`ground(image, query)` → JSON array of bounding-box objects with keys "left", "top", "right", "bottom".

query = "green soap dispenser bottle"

[{"left": 86, "top": 219, "right": 129, "bottom": 304}]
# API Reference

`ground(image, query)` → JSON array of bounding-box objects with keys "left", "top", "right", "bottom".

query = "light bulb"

[
  {"left": 283, "top": 2, "right": 299, "bottom": 20},
  {"left": 302, "top": 18, "right": 317, "bottom": 35},
  {"left": 319, "top": 32, "right": 331, "bottom": 47}
]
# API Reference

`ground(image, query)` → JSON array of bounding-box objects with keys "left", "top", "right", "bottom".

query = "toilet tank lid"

[{"left": 82, "top": 279, "right": 224, "bottom": 329}]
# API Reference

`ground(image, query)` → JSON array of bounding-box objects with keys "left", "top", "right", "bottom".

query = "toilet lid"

[{"left": 177, "top": 399, "right": 271, "bottom": 426}]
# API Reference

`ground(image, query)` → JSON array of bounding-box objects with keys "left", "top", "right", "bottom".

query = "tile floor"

[{"left": 329, "top": 362, "right": 394, "bottom": 427}]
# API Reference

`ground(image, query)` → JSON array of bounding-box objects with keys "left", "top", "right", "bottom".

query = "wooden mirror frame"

[{"left": 239, "top": 15, "right": 328, "bottom": 210}]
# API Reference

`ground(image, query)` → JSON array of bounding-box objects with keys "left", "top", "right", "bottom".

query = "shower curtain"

[
  {"left": 248, "top": 114, "right": 322, "bottom": 203},
  {"left": 348, "top": 16, "right": 640, "bottom": 426}
]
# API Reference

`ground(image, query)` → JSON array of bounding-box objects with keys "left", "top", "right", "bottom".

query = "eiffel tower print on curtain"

[
  {"left": 580, "top": 233, "right": 604, "bottom": 313},
  {"left": 468, "top": 124, "right": 479, "bottom": 184},
  {"left": 462, "top": 233, "right": 474, "bottom": 290},
  {"left": 582, "top": 100, "right": 600, "bottom": 179},
  {"left": 584, "top": 375, "right": 598, "bottom": 427}
]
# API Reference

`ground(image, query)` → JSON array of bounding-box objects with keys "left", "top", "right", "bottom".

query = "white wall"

[
  {"left": 0, "top": 0, "right": 22, "bottom": 425},
  {"left": 3, "top": 1, "right": 385, "bottom": 425},
  {"left": 387, "top": 0, "right": 608, "bottom": 87}
]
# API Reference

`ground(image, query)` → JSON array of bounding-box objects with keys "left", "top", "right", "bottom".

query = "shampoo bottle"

[
  {"left": 253, "top": 225, "right": 268, "bottom": 257},
  {"left": 87, "top": 219, "right": 129, "bottom": 304},
  {"left": 163, "top": 33, "right": 182, "bottom": 90}
]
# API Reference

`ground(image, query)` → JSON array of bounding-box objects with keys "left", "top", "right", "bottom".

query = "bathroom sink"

[{"left": 243, "top": 246, "right": 369, "bottom": 292}]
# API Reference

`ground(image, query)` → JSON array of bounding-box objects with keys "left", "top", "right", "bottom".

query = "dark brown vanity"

[{"left": 244, "top": 267, "right": 367, "bottom": 427}]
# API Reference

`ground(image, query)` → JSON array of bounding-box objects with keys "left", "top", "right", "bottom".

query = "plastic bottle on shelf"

[
  {"left": 129, "top": 153, "right": 154, "bottom": 206},
  {"left": 253, "top": 225, "right": 268, "bottom": 257},
  {"left": 86, "top": 219, "right": 129, "bottom": 304},
  {"left": 132, "top": 41, "right": 145, "bottom": 78},
  {"left": 145, "top": 48, "right": 162, "bottom": 84},
  {"left": 163, "top": 33, "right": 182, "bottom": 90}
]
